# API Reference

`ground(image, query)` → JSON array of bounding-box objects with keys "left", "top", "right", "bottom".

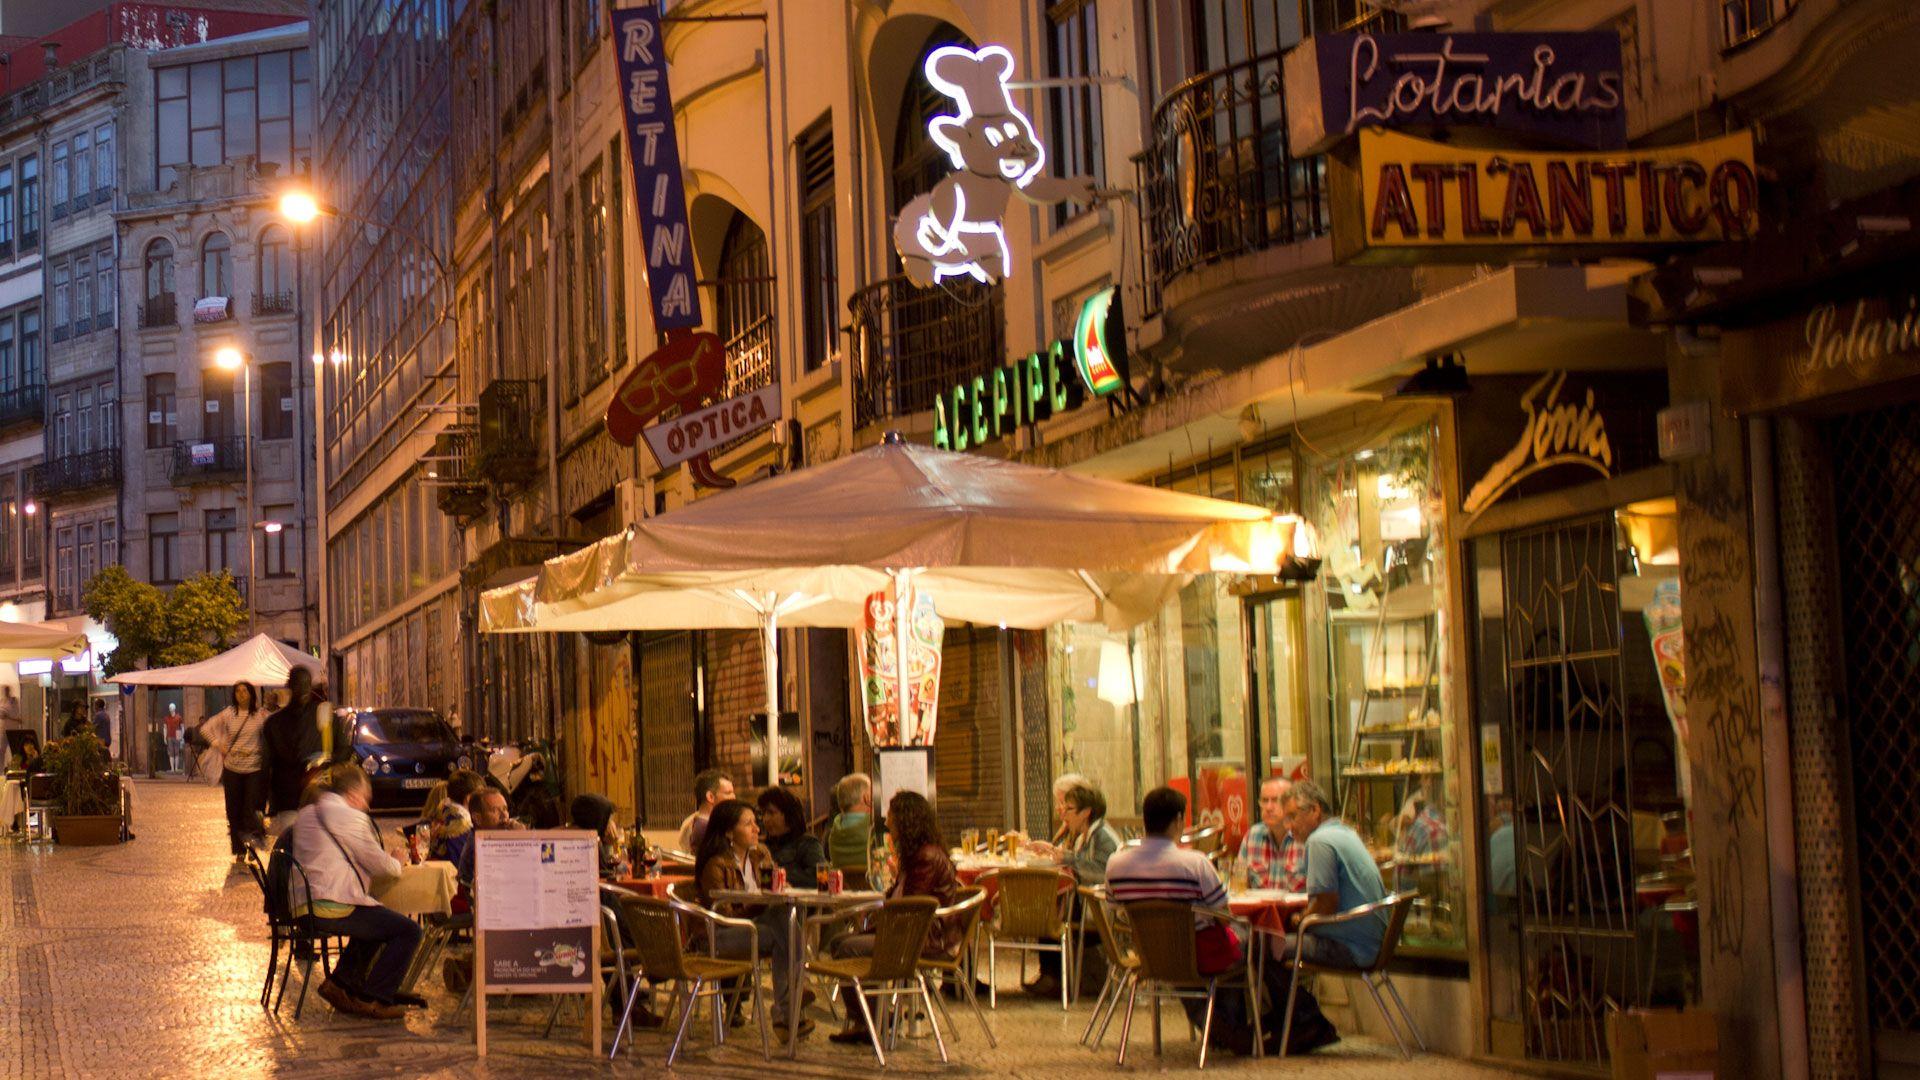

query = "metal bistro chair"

[
  {"left": 805, "top": 895, "right": 945, "bottom": 1067},
  {"left": 980, "top": 866, "right": 1073, "bottom": 1009},
  {"left": 915, "top": 887, "right": 996, "bottom": 1047},
  {"left": 1077, "top": 887, "right": 1142, "bottom": 1051},
  {"left": 251, "top": 842, "right": 345, "bottom": 1019},
  {"left": 23, "top": 773, "right": 56, "bottom": 844},
  {"left": 1279, "top": 891, "right": 1425, "bottom": 1060},
  {"left": 1117, "top": 900, "right": 1261, "bottom": 1069},
  {"left": 543, "top": 896, "right": 635, "bottom": 1039},
  {"left": 612, "top": 894, "right": 772, "bottom": 1065}
]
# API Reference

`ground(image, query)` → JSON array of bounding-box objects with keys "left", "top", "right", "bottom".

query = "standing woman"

[{"left": 198, "top": 681, "right": 268, "bottom": 862}]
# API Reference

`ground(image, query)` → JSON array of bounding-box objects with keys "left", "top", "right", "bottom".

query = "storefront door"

[
  {"left": 1826, "top": 399, "right": 1920, "bottom": 1072},
  {"left": 1245, "top": 590, "right": 1311, "bottom": 779},
  {"left": 1472, "top": 503, "right": 1695, "bottom": 1067}
]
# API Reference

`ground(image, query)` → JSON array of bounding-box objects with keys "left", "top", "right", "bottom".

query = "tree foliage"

[{"left": 82, "top": 565, "right": 246, "bottom": 677}]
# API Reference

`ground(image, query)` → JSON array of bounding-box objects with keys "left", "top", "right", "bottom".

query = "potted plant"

[{"left": 43, "top": 730, "right": 123, "bottom": 846}]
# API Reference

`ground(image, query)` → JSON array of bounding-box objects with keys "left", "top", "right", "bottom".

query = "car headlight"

[
  {"left": 376, "top": 759, "right": 391, "bottom": 775},
  {"left": 456, "top": 754, "right": 471, "bottom": 770}
]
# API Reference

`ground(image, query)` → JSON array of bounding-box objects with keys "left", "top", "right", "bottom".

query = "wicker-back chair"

[
  {"left": 1076, "top": 887, "right": 1141, "bottom": 1050},
  {"left": 1117, "top": 900, "right": 1261, "bottom": 1069},
  {"left": 612, "top": 894, "right": 771, "bottom": 1064},
  {"left": 1279, "top": 891, "right": 1425, "bottom": 1059},
  {"left": 916, "top": 887, "right": 996, "bottom": 1046},
  {"left": 805, "top": 896, "right": 945, "bottom": 1066},
  {"left": 981, "top": 866, "right": 1073, "bottom": 1008}
]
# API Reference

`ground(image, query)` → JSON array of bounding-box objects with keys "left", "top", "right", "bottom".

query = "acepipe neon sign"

[
  {"left": 933, "top": 290, "right": 1130, "bottom": 450},
  {"left": 893, "top": 45, "right": 1097, "bottom": 286}
]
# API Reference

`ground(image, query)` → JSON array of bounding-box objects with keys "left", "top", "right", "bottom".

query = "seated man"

[
  {"left": 289, "top": 763, "right": 422, "bottom": 1021},
  {"left": 825, "top": 772, "right": 873, "bottom": 873},
  {"left": 1268, "top": 778, "right": 1387, "bottom": 1054},
  {"left": 1237, "top": 776, "right": 1305, "bottom": 892},
  {"left": 676, "top": 768, "right": 734, "bottom": 854}
]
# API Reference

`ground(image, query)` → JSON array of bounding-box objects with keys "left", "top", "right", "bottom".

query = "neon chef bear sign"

[{"left": 893, "top": 44, "right": 1098, "bottom": 286}]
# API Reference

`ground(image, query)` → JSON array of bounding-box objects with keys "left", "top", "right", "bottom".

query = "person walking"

[
  {"left": 197, "top": 682, "right": 269, "bottom": 862},
  {"left": 264, "top": 668, "right": 326, "bottom": 834}
]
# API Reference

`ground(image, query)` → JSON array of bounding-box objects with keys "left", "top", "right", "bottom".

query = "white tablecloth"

[
  {"left": 375, "top": 860, "right": 458, "bottom": 918},
  {"left": 1, "top": 779, "right": 23, "bottom": 831}
]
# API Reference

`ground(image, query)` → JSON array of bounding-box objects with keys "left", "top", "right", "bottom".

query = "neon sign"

[
  {"left": 1072, "top": 285, "right": 1127, "bottom": 396},
  {"left": 892, "top": 45, "right": 1097, "bottom": 286}
]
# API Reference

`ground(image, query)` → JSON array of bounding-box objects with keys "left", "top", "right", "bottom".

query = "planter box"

[{"left": 54, "top": 814, "right": 123, "bottom": 846}]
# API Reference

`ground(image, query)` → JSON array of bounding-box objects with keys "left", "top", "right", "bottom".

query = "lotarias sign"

[{"left": 1284, "top": 31, "right": 1628, "bottom": 156}]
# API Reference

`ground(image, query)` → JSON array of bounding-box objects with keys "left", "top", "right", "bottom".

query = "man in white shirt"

[{"left": 290, "top": 763, "right": 421, "bottom": 1020}]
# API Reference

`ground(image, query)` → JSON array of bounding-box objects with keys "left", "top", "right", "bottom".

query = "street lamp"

[{"left": 215, "top": 346, "right": 256, "bottom": 634}]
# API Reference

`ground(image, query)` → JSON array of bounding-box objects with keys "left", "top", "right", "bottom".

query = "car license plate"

[{"left": 401, "top": 778, "right": 435, "bottom": 789}]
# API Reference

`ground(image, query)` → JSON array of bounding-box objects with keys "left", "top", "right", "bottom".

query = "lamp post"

[{"left": 214, "top": 346, "right": 254, "bottom": 634}]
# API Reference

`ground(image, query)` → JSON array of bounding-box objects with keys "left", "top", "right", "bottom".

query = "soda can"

[
  {"left": 771, "top": 867, "right": 788, "bottom": 892},
  {"left": 827, "top": 869, "right": 844, "bottom": 895}
]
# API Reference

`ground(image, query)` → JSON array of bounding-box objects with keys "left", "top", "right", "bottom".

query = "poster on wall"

[
  {"left": 1642, "top": 578, "right": 1691, "bottom": 801},
  {"left": 857, "top": 581, "right": 943, "bottom": 747}
]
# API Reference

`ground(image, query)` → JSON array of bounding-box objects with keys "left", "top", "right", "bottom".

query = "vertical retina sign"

[{"left": 612, "top": 5, "right": 702, "bottom": 332}]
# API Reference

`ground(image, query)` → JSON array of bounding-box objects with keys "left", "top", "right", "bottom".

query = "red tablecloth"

[
  {"left": 1228, "top": 890, "right": 1309, "bottom": 934},
  {"left": 609, "top": 873, "right": 694, "bottom": 899}
]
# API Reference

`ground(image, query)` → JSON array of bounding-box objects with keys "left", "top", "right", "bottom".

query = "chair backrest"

[
  {"left": 1367, "top": 891, "right": 1418, "bottom": 972},
  {"left": 1124, "top": 901, "right": 1206, "bottom": 985},
  {"left": 934, "top": 887, "right": 989, "bottom": 960},
  {"left": 618, "top": 895, "right": 692, "bottom": 982},
  {"left": 864, "top": 896, "right": 939, "bottom": 981},
  {"left": 26, "top": 773, "right": 54, "bottom": 801},
  {"left": 990, "top": 867, "right": 1066, "bottom": 939},
  {"left": 1181, "top": 827, "right": 1221, "bottom": 854},
  {"left": 262, "top": 834, "right": 301, "bottom": 924},
  {"left": 665, "top": 879, "right": 700, "bottom": 905}
]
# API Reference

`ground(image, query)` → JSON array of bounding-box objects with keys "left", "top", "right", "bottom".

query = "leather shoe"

[
  {"left": 320, "top": 980, "right": 381, "bottom": 1019},
  {"left": 829, "top": 1025, "right": 872, "bottom": 1045},
  {"left": 388, "top": 992, "right": 428, "bottom": 1008},
  {"left": 360, "top": 1000, "right": 409, "bottom": 1020}
]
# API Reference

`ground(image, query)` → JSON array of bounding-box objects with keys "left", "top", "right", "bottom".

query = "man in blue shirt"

[{"left": 1283, "top": 779, "right": 1388, "bottom": 968}]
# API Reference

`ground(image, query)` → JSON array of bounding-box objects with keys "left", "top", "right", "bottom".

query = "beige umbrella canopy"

[
  {"left": 108, "top": 633, "right": 324, "bottom": 688},
  {"left": 481, "top": 436, "right": 1305, "bottom": 777},
  {"left": 0, "top": 618, "right": 91, "bottom": 664}
]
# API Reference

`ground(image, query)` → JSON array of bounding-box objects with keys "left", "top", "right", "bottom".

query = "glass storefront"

[{"left": 1304, "top": 418, "right": 1465, "bottom": 958}]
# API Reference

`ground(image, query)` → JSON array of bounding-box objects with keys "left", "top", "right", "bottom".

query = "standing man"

[
  {"left": 676, "top": 768, "right": 734, "bottom": 853},
  {"left": 264, "top": 667, "right": 326, "bottom": 833},
  {"left": 1237, "top": 776, "right": 1304, "bottom": 891}
]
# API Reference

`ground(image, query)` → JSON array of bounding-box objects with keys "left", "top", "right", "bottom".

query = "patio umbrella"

[
  {"left": 107, "top": 633, "right": 325, "bottom": 688},
  {"left": 0, "top": 618, "right": 91, "bottom": 663},
  {"left": 482, "top": 436, "right": 1309, "bottom": 780}
]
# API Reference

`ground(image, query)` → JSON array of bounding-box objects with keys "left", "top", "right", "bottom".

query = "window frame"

[
  {"left": 145, "top": 373, "right": 178, "bottom": 449},
  {"left": 200, "top": 231, "right": 233, "bottom": 300},
  {"left": 148, "top": 512, "right": 180, "bottom": 585},
  {"left": 797, "top": 118, "right": 837, "bottom": 372}
]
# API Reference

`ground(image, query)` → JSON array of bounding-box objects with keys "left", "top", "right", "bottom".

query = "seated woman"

[
  {"left": 568, "top": 793, "right": 623, "bottom": 876},
  {"left": 756, "top": 785, "right": 827, "bottom": 886},
  {"left": 827, "top": 790, "right": 960, "bottom": 1044},
  {"left": 693, "top": 800, "right": 809, "bottom": 1036},
  {"left": 1022, "top": 779, "right": 1121, "bottom": 995}
]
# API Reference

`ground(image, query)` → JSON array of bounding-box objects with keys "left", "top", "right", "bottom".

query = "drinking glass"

[{"left": 815, "top": 860, "right": 832, "bottom": 890}]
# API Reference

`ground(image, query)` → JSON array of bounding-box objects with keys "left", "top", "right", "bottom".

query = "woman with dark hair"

[
  {"left": 755, "top": 786, "right": 827, "bottom": 886},
  {"left": 568, "top": 793, "right": 620, "bottom": 874},
  {"left": 693, "top": 799, "right": 809, "bottom": 1036},
  {"left": 827, "top": 789, "right": 960, "bottom": 1044},
  {"left": 198, "top": 681, "right": 269, "bottom": 862}
]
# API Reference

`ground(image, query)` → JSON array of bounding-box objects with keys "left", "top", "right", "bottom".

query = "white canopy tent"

[
  {"left": 0, "top": 618, "right": 92, "bottom": 663},
  {"left": 107, "top": 633, "right": 325, "bottom": 688},
  {"left": 481, "top": 437, "right": 1311, "bottom": 783}
]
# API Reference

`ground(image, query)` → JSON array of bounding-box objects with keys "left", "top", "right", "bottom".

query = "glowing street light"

[
  {"left": 278, "top": 190, "right": 322, "bottom": 225},
  {"left": 214, "top": 346, "right": 245, "bottom": 372}
]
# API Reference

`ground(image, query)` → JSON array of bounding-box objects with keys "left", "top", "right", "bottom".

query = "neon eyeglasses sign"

[{"left": 892, "top": 44, "right": 1098, "bottom": 287}]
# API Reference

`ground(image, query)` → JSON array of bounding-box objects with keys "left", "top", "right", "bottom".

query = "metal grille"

[
  {"left": 1500, "top": 515, "right": 1638, "bottom": 1066},
  {"left": 1827, "top": 400, "right": 1920, "bottom": 1048},
  {"left": 1776, "top": 417, "right": 1866, "bottom": 1080}
]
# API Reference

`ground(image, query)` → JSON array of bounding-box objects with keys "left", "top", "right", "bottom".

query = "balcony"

[
  {"left": 720, "top": 313, "right": 776, "bottom": 401},
  {"left": 431, "top": 430, "right": 488, "bottom": 519},
  {"left": 31, "top": 447, "right": 121, "bottom": 499},
  {"left": 476, "top": 379, "right": 540, "bottom": 488},
  {"left": 847, "top": 275, "right": 1004, "bottom": 430},
  {"left": 1136, "top": 48, "right": 1330, "bottom": 314},
  {"left": 252, "top": 291, "right": 296, "bottom": 317},
  {"left": 138, "top": 295, "right": 177, "bottom": 328},
  {"left": 169, "top": 437, "right": 248, "bottom": 485},
  {"left": 0, "top": 384, "right": 43, "bottom": 431}
]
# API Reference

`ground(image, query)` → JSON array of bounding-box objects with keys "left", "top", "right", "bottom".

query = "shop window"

[{"left": 1305, "top": 421, "right": 1463, "bottom": 958}]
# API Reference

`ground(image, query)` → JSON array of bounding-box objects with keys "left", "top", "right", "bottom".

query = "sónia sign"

[{"left": 640, "top": 384, "right": 782, "bottom": 470}]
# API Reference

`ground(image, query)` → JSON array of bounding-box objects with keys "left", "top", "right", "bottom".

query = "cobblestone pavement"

[{"left": 1, "top": 780, "right": 1535, "bottom": 1079}]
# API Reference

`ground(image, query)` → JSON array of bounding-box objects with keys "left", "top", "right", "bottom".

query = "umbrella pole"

[{"left": 761, "top": 599, "right": 780, "bottom": 789}]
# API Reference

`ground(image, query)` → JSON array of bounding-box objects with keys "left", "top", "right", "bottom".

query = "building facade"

[{"left": 310, "top": 0, "right": 1916, "bottom": 1075}]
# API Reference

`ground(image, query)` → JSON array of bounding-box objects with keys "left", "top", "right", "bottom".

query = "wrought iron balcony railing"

[
  {"left": 1136, "top": 48, "right": 1330, "bottom": 313},
  {"left": 31, "top": 446, "right": 121, "bottom": 498},
  {"left": 431, "top": 429, "right": 488, "bottom": 519},
  {"left": 252, "top": 290, "right": 296, "bottom": 316},
  {"left": 476, "top": 379, "right": 541, "bottom": 488},
  {"left": 169, "top": 436, "right": 248, "bottom": 484},
  {"left": 846, "top": 274, "right": 1004, "bottom": 430},
  {"left": 0, "top": 384, "right": 44, "bottom": 430}
]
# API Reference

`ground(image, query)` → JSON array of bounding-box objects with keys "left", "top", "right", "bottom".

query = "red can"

[
  {"left": 827, "top": 869, "right": 844, "bottom": 895},
  {"left": 771, "top": 867, "right": 787, "bottom": 892}
]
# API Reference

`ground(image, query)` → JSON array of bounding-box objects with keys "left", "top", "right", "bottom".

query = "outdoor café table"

[
  {"left": 712, "top": 885, "right": 886, "bottom": 1058},
  {"left": 608, "top": 872, "right": 693, "bottom": 899},
  {"left": 375, "top": 860, "right": 459, "bottom": 993},
  {"left": 1228, "top": 888, "right": 1309, "bottom": 935}
]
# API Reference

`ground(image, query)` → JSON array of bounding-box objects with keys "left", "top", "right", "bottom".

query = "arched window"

[
  {"left": 715, "top": 209, "right": 772, "bottom": 396},
  {"left": 200, "top": 231, "right": 232, "bottom": 298},
  {"left": 144, "top": 238, "right": 174, "bottom": 302},
  {"left": 257, "top": 225, "right": 293, "bottom": 300},
  {"left": 889, "top": 28, "right": 973, "bottom": 218}
]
